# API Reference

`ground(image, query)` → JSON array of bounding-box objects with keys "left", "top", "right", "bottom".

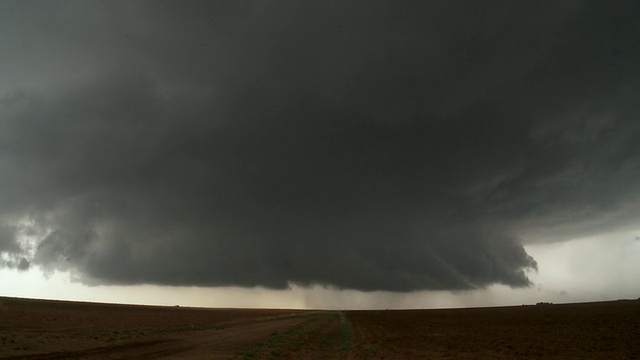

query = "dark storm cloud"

[
  {"left": 1, "top": 1, "right": 639, "bottom": 291},
  {"left": 0, "top": 223, "right": 19, "bottom": 255}
]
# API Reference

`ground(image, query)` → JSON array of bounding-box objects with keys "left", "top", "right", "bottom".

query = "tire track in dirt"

[
  {"left": 229, "top": 312, "right": 356, "bottom": 360},
  {"left": 1, "top": 313, "right": 321, "bottom": 360}
]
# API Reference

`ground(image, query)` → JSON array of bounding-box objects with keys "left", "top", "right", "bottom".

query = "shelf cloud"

[{"left": 1, "top": 1, "right": 639, "bottom": 292}]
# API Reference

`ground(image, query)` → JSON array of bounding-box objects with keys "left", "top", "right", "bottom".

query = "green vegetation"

[
  {"left": 230, "top": 314, "right": 327, "bottom": 359},
  {"left": 338, "top": 311, "right": 352, "bottom": 352}
]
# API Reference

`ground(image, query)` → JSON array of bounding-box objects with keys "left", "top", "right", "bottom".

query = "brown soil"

[
  {"left": 0, "top": 297, "right": 315, "bottom": 359},
  {"left": 347, "top": 300, "right": 640, "bottom": 359},
  {"left": 1, "top": 296, "right": 639, "bottom": 359}
]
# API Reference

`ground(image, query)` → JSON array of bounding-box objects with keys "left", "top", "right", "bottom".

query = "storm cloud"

[{"left": 1, "top": 1, "right": 639, "bottom": 291}]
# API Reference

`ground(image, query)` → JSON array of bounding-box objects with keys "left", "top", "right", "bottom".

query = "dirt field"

[
  {"left": 1, "top": 296, "right": 639, "bottom": 359},
  {"left": 347, "top": 301, "right": 640, "bottom": 359}
]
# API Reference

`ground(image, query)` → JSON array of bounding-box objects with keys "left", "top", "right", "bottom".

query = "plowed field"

[{"left": 1, "top": 296, "right": 638, "bottom": 359}]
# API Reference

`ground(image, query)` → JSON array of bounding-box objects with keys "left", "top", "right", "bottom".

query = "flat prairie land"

[
  {"left": 1, "top": 296, "right": 639, "bottom": 359},
  {"left": 347, "top": 300, "right": 640, "bottom": 359}
]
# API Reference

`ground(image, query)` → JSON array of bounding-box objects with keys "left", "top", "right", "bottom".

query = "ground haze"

[{"left": 1, "top": 296, "right": 638, "bottom": 359}]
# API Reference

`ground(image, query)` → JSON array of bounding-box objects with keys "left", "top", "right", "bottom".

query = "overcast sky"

[{"left": 1, "top": 0, "right": 640, "bottom": 308}]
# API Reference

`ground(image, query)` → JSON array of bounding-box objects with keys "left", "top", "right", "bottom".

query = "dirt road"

[{"left": 0, "top": 297, "right": 349, "bottom": 359}]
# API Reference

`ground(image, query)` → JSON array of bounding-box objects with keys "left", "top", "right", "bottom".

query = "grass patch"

[
  {"left": 234, "top": 316, "right": 320, "bottom": 359},
  {"left": 338, "top": 311, "right": 352, "bottom": 352}
]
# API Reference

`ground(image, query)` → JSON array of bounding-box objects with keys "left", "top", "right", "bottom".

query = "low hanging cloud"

[{"left": 1, "top": 0, "right": 639, "bottom": 291}]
